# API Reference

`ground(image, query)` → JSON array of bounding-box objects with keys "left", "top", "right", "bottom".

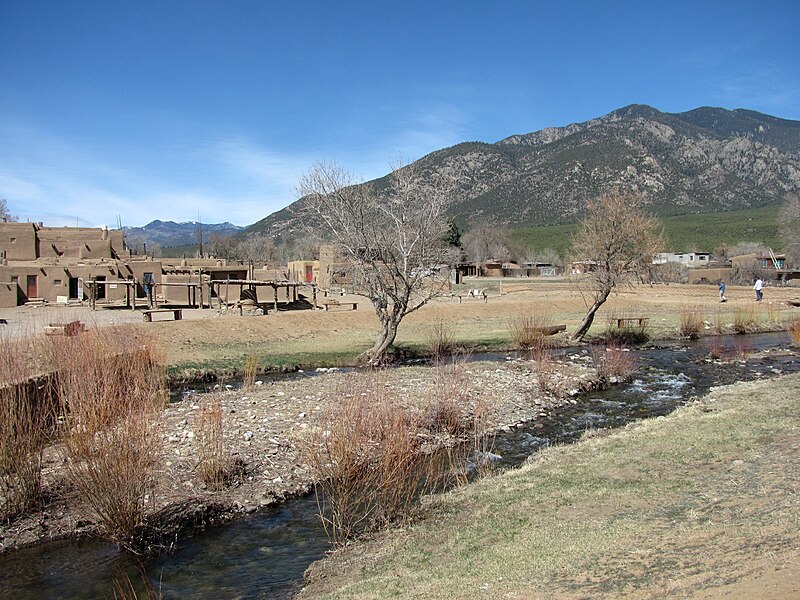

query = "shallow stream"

[{"left": 1, "top": 332, "right": 798, "bottom": 599}]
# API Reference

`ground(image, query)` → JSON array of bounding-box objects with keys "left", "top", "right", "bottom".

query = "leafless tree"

[
  {"left": 462, "top": 224, "right": 512, "bottom": 268},
  {"left": 570, "top": 191, "right": 662, "bottom": 341},
  {"left": 780, "top": 192, "right": 800, "bottom": 267},
  {"left": 0, "top": 199, "right": 17, "bottom": 222},
  {"left": 300, "top": 161, "right": 458, "bottom": 363}
]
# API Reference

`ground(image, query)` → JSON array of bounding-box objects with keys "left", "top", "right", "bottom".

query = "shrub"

[
  {"left": 50, "top": 328, "right": 165, "bottom": 548},
  {"left": 301, "top": 368, "right": 494, "bottom": 545},
  {"left": 425, "top": 320, "right": 457, "bottom": 362},
  {"left": 508, "top": 313, "right": 554, "bottom": 350},
  {"left": 591, "top": 344, "right": 637, "bottom": 387},
  {"left": 679, "top": 306, "right": 704, "bottom": 339}
]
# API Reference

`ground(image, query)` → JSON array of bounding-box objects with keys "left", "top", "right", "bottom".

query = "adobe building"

[
  {"left": 0, "top": 222, "right": 136, "bottom": 307},
  {"left": 0, "top": 222, "right": 305, "bottom": 309}
]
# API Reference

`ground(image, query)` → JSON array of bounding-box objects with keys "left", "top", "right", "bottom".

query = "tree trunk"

[
  {"left": 362, "top": 318, "right": 399, "bottom": 364},
  {"left": 572, "top": 288, "right": 611, "bottom": 341}
]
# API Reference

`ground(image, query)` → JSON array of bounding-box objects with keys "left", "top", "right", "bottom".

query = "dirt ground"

[{"left": 2, "top": 281, "right": 798, "bottom": 370}]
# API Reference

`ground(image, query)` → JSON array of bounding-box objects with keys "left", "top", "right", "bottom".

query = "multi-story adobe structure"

[{"left": 0, "top": 222, "right": 305, "bottom": 309}]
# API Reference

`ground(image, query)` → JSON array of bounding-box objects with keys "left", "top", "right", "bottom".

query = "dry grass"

[
  {"left": 194, "top": 395, "right": 227, "bottom": 490},
  {"left": 603, "top": 309, "right": 651, "bottom": 344},
  {"left": 678, "top": 306, "right": 705, "bottom": 339},
  {"left": 48, "top": 328, "right": 166, "bottom": 549},
  {"left": 507, "top": 313, "right": 554, "bottom": 350},
  {"left": 707, "top": 336, "right": 726, "bottom": 360},
  {"left": 0, "top": 333, "right": 56, "bottom": 520}
]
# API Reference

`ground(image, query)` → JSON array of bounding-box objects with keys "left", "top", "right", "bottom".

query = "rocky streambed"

[{"left": 0, "top": 351, "right": 599, "bottom": 554}]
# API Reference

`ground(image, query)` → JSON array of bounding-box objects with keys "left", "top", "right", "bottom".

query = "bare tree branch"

[{"left": 300, "top": 161, "right": 458, "bottom": 363}]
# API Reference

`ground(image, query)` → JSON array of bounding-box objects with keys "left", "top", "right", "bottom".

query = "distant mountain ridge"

[
  {"left": 122, "top": 220, "right": 243, "bottom": 248},
  {"left": 244, "top": 104, "right": 800, "bottom": 239}
]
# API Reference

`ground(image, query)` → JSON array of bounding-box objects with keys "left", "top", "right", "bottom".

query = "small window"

[
  {"left": 10, "top": 276, "right": 18, "bottom": 283},
  {"left": 54, "top": 279, "right": 62, "bottom": 286},
  {"left": 10, "top": 237, "right": 16, "bottom": 243}
]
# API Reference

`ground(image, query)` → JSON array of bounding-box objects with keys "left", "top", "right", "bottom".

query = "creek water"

[{"left": 1, "top": 332, "right": 798, "bottom": 599}]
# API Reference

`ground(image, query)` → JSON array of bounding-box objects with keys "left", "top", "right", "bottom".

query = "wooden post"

[{"left": 273, "top": 284, "right": 278, "bottom": 312}]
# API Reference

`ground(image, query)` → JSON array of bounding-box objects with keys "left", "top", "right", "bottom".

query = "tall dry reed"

[
  {"left": 678, "top": 306, "right": 705, "bottom": 339},
  {"left": 789, "top": 320, "right": 800, "bottom": 345},
  {"left": 194, "top": 395, "right": 227, "bottom": 490},
  {"left": 301, "top": 366, "right": 495, "bottom": 545},
  {"left": 591, "top": 344, "right": 637, "bottom": 387},
  {"left": 49, "top": 328, "right": 165, "bottom": 548},
  {"left": 0, "top": 333, "right": 54, "bottom": 520},
  {"left": 508, "top": 313, "right": 553, "bottom": 350},
  {"left": 732, "top": 305, "right": 758, "bottom": 334},
  {"left": 242, "top": 354, "right": 259, "bottom": 390},
  {"left": 425, "top": 320, "right": 457, "bottom": 361}
]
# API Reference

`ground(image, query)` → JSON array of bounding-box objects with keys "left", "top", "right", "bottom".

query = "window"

[
  {"left": 54, "top": 279, "right": 62, "bottom": 286},
  {"left": 10, "top": 237, "right": 16, "bottom": 243},
  {"left": 10, "top": 276, "right": 18, "bottom": 283}
]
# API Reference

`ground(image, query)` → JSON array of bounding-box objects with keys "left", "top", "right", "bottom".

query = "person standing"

[
  {"left": 719, "top": 280, "right": 727, "bottom": 302},
  {"left": 754, "top": 277, "right": 764, "bottom": 302}
]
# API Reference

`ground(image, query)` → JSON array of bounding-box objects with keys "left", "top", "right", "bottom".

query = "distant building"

[
  {"left": 654, "top": 252, "right": 710, "bottom": 266},
  {"left": 0, "top": 222, "right": 305, "bottom": 308}
]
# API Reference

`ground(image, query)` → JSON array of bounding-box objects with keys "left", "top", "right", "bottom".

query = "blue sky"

[{"left": 1, "top": 1, "right": 798, "bottom": 227}]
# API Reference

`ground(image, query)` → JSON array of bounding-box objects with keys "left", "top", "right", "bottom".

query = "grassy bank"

[{"left": 300, "top": 373, "right": 800, "bottom": 599}]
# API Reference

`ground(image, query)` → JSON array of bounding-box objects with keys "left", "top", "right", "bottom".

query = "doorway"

[{"left": 26, "top": 275, "right": 38, "bottom": 299}]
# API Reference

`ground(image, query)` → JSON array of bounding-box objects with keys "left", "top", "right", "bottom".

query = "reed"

[
  {"left": 678, "top": 306, "right": 704, "bottom": 339},
  {"left": 732, "top": 305, "right": 758, "bottom": 334},
  {"left": 508, "top": 313, "right": 554, "bottom": 351},
  {"left": 194, "top": 395, "right": 227, "bottom": 490},
  {"left": 603, "top": 310, "right": 650, "bottom": 344},
  {"left": 242, "top": 354, "right": 259, "bottom": 390},
  {"left": 49, "top": 328, "right": 165, "bottom": 548},
  {"left": 425, "top": 320, "right": 457, "bottom": 361},
  {"left": 789, "top": 320, "right": 800, "bottom": 345},
  {"left": 591, "top": 344, "right": 637, "bottom": 387},
  {"left": 0, "top": 333, "right": 53, "bottom": 520},
  {"left": 301, "top": 366, "right": 494, "bottom": 545}
]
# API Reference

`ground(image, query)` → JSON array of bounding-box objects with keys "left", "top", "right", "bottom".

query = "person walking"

[
  {"left": 754, "top": 277, "right": 764, "bottom": 302},
  {"left": 719, "top": 280, "right": 727, "bottom": 302}
]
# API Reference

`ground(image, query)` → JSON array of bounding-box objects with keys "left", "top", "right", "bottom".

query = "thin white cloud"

[{"left": 0, "top": 100, "right": 475, "bottom": 229}]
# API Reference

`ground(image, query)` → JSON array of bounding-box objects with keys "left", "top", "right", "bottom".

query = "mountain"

[
  {"left": 244, "top": 105, "right": 800, "bottom": 240},
  {"left": 122, "top": 220, "right": 243, "bottom": 249}
]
